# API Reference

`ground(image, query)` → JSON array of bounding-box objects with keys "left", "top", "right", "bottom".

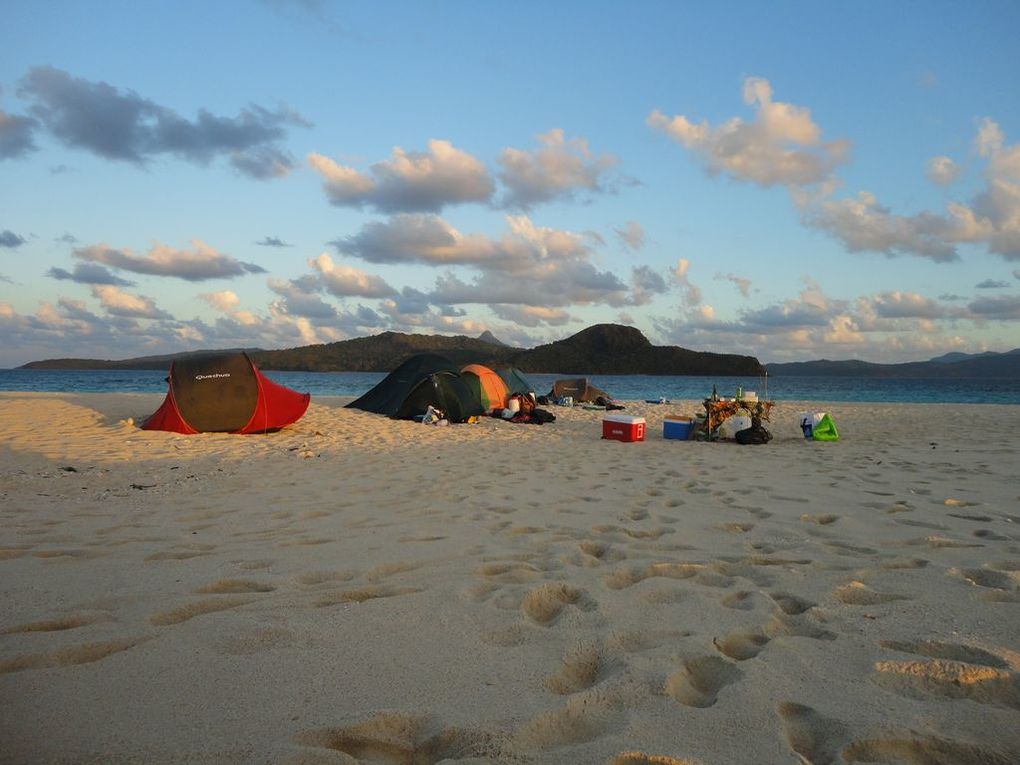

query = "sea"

[{"left": 0, "top": 369, "right": 1017, "bottom": 405}]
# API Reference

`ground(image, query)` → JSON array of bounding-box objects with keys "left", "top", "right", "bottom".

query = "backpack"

[
  {"left": 510, "top": 393, "right": 535, "bottom": 416},
  {"left": 735, "top": 424, "right": 772, "bottom": 445}
]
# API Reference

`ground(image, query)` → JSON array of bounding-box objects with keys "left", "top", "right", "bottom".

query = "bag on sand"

[
  {"left": 811, "top": 413, "right": 839, "bottom": 442},
  {"left": 736, "top": 423, "right": 772, "bottom": 445},
  {"left": 531, "top": 408, "right": 556, "bottom": 424}
]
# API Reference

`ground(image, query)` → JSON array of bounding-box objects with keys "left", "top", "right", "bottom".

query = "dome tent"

[
  {"left": 142, "top": 352, "right": 310, "bottom": 434},
  {"left": 495, "top": 367, "right": 537, "bottom": 397},
  {"left": 550, "top": 377, "right": 609, "bottom": 403},
  {"left": 460, "top": 363, "right": 510, "bottom": 413},
  {"left": 346, "top": 354, "right": 484, "bottom": 422}
]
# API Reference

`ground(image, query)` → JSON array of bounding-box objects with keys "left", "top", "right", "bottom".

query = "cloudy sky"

[{"left": 2, "top": 1, "right": 1019, "bottom": 368}]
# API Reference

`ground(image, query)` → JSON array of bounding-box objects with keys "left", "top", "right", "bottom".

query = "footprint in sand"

[
  {"left": 1, "top": 613, "right": 104, "bottom": 634},
  {"left": 515, "top": 688, "right": 623, "bottom": 750},
  {"left": 764, "top": 613, "right": 836, "bottom": 641},
  {"left": 292, "top": 711, "right": 504, "bottom": 764},
  {"left": 873, "top": 658, "right": 1020, "bottom": 709},
  {"left": 713, "top": 629, "right": 769, "bottom": 661},
  {"left": 834, "top": 581, "right": 910, "bottom": 606},
  {"left": 149, "top": 597, "right": 252, "bottom": 626},
  {"left": 545, "top": 640, "right": 607, "bottom": 694},
  {"left": 769, "top": 591, "right": 815, "bottom": 615},
  {"left": 520, "top": 583, "right": 589, "bottom": 625},
  {"left": 611, "top": 753, "right": 701, "bottom": 765},
  {"left": 665, "top": 656, "right": 740, "bottom": 708},
  {"left": 314, "top": 585, "right": 421, "bottom": 608},
  {"left": 474, "top": 561, "right": 541, "bottom": 584},
  {"left": 842, "top": 733, "right": 1017, "bottom": 765},
  {"left": 878, "top": 639, "right": 1008, "bottom": 668},
  {"left": 720, "top": 591, "right": 756, "bottom": 610},
  {"left": 0, "top": 636, "right": 151, "bottom": 674},
  {"left": 777, "top": 701, "right": 848, "bottom": 765},
  {"left": 950, "top": 567, "right": 1016, "bottom": 591},
  {"left": 194, "top": 578, "right": 276, "bottom": 594},
  {"left": 801, "top": 513, "right": 840, "bottom": 525}
]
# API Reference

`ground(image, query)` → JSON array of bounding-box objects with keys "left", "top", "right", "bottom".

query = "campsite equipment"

[
  {"left": 736, "top": 421, "right": 772, "bottom": 445},
  {"left": 551, "top": 378, "right": 609, "bottom": 404},
  {"left": 559, "top": 396, "right": 574, "bottom": 407},
  {"left": 602, "top": 414, "right": 645, "bottom": 442},
  {"left": 719, "top": 411, "right": 752, "bottom": 439},
  {"left": 460, "top": 364, "right": 510, "bottom": 413},
  {"left": 663, "top": 416, "right": 693, "bottom": 440},
  {"left": 799, "top": 411, "right": 840, "bottom": 441},
  {"left": 811, "top": 413, "right": 839, "bottom": 441},
  {"left": 141, "top": 352, "right": 309, "bottom": 434},
  {"left": 347, "top": 354, "right": 484, "bottom": 422},
  {"left": 800, "top": 416, "right": 813, "bottom": 439}
]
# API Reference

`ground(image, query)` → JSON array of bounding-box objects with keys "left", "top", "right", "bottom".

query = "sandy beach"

[{"left": 1, "top": 392, "right": 1019, "bottom": 765}]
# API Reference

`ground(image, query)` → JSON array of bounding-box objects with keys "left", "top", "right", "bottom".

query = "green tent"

[{"left": 495, "top": 367, "right": 537, "bottom": 397}]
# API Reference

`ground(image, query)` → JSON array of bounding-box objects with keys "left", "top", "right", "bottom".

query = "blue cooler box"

[{"left": 663, "top": 416, "right": 693, "bottom": 440}]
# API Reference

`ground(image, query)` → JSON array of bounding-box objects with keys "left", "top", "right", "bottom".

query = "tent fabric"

[
  {"left": 550, "top": 377, "right": 608, "bottom": 403},
  {"left": 347, "top": 354, "right": 484, "bottom": 422},
  {"left": 461, "top": 364, "right": 510, "bottom": 412},
  {"left": 495, "top": 367, "right": 537, "bottom": 397},
  {"left": 812, "top": 413, "right": 840, "bottom": 442},
  {"left": 141, "top": 352, "right": 310, "bottom": 434}
]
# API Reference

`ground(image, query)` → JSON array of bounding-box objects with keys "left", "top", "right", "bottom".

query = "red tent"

[{"left": 142, "top": 352, "right": 310, "bottom": 434}]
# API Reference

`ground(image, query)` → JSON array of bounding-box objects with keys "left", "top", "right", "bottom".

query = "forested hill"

[
  {"left": 765, "top": 349, "right": 1020, "bottom": 378},
  {"left": 20, "top": 324, "right": 763, "bottom": 376}
]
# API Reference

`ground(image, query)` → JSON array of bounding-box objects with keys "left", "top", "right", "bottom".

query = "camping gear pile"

[
  {"left": 347, "top": 354, "right": 556, "bottom": 425},
  {"left": 142, "top": 352, "right": 310, "bottom": 434}
]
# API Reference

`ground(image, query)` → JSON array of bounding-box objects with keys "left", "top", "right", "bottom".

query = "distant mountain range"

[
  {"left": 20, "top": 324, "right": 762, "bottom": 376},
  {"left": 19, "top": 327, "right": 1020, "bottom": 378},
  {"left": 765, "top": 348, "right": 1020, "bottom": 378}
]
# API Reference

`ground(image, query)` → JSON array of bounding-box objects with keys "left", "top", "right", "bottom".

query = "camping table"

[{"left": 700, "top": 399, "right": 774, "bottom": 440}]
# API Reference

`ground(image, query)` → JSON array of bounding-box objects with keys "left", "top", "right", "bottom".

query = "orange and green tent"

[{"left": 461, "top": 364, "right": 510, "bottom": 413}]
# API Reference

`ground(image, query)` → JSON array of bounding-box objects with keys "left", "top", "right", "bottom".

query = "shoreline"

[{"left": 2, "top": 393, "right": 1019, "bottom": 764}]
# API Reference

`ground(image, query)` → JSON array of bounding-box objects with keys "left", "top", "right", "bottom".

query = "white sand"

[{"left": 1, "top": 392, "right": 1019, "bottom": 765}]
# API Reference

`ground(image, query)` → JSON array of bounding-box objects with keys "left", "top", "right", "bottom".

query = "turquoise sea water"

[{"left": 0, "top": 368, "right": 1017, "bottom": 404}]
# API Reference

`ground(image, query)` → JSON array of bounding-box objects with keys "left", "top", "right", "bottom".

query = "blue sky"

[{"left": 2, "top": 0, "right": 1019, "bottom": 368}]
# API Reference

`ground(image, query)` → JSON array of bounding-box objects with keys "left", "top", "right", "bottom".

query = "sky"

[{"left": 2, "top": 1, "right": 1020, "bottom": 368}]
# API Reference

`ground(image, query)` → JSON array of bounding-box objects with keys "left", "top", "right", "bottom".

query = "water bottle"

[{"left": 736, "top": 386, "right": 743, "bottom": 400}]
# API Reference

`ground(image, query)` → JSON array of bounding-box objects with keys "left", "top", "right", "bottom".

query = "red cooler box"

[{"left": 602, "top": 414, "right": 646, "bottom": 442}]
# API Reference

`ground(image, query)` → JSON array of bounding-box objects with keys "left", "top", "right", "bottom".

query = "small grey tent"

[{"left": 550, "top": 377, "right": 609, "bottom": 403}]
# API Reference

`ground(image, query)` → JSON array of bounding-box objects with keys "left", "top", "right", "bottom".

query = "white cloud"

[
  {"left": 671, "top": 258, "right": 702, "bottom": 306},
  {"left": 648, "top": 76, "right": 849, "bottom": 187},
  {"left": 332, "top": 214, "right": 498, "bottom": 266},
  {"left": 615, "top": 221, "right": 645, "bottom": 251},
  {"left": 715, "top": 272, "right": 752, "bottom": 297},
  {"left": 491, "top": 304, "right": 572, "bottom": 327},
  {"left": 309, "top": 253, "right": 396, "bottom": 298},
  {"left": 800, "top": 191, "right": 959, "bottom": 261},
  {"left": 267, "top": 277, "right": 339, "bottom": 320},
  {"left": 308, "top": 139, "right": 493, "bottom": 213},
  {"left": 199, "top": 290, "right": 240, "bottom": 311},
  {"left": 90, "top": 285, "right": 167, "bottom": 318},
  {"left": 870, "top": 290, "right": 947, "bottom": 319},
  {"left": 926, "top": 155, "right": 959, "bottom": 186},
  {"left": 799, "top": 119, "right": 1020, "bottom": 261},
  {"left": 497, "top": 129, "right": 617, "bottom": 209},
  {"left": 75, "top": 240, "right": 267, "bottom": 281}
]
